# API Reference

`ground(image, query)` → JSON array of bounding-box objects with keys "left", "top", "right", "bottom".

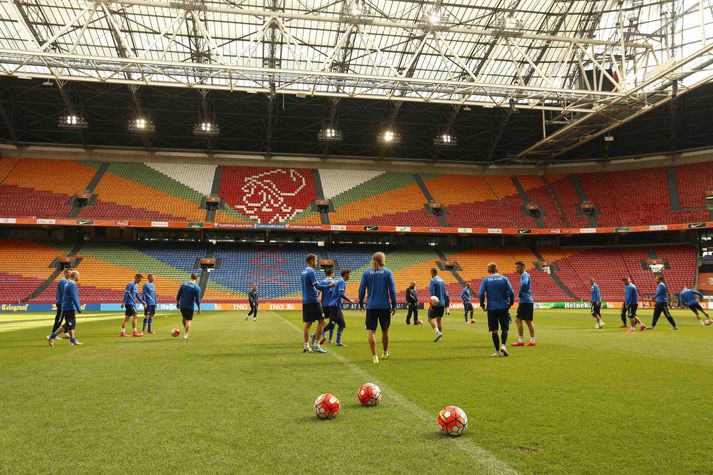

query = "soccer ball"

[
  {"left": 430, "top": 296, "right": 440, "bottom": 306},
  {"left": 171, "top": 328, "right": 180, "bottom": 337},
  {"left": 704, "top": 319, "right": 712, "bottom": 326},
  {"left": 314, "top": 393, "right": 341, "bottom": 419},
  {"left": 358, "top": 383, "right": 382, "bottom": 407},
  {"left": 437, "top": 405, "right": 468, "bottom": 437}
]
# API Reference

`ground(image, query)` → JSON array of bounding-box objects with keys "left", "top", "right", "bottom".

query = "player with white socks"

[
  {"left": 512, "top": 261, "right": 536, "bottom": 347},
  {"left": 428, "top": 268, "right": 447, "bottom": 342}
]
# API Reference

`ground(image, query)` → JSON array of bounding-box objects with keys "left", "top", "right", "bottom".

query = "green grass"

[{"left": 1, "top": 309, "right": 712, "bottom": 474}]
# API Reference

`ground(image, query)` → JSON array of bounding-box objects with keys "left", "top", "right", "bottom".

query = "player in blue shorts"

[
  {"left": 321, "top": 269, "right": 354, "bottom": 346},
  {"left": 47, "top": 268, "right": 71, "bottom": 342},
  {"left": 647, "top": 276, "right": 677, "bottom": 330},
  {"left": 589, "top": 278, "right": 605, "bottom": 329},
  {"left": 358, "top": 252, "right": 397, "bottom": 364},
  {"left": 301, "top": 254, "right": 335, "bottom": 353},
  {"left": 120, "top": 274, "right": 144, "bottom": 337},
  {"left": 141, "top": 274, "right": 157, "bottom": 334},
  {"left": 47, "top": 270, "right": 83, "bottom": 347}
]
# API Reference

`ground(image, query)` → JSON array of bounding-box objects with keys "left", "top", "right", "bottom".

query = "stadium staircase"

[
  {"left": 312, "top": 170, "right": 330, "bottom": 225},
  {"left": 68, "top": 162, "right": 109, "bottom": 218},
  {"left": 414, "top": 174, "right": 449, "bottom": 226},
  {"left": 667, "top": 167, "right": 681, "bottom": 211},
  {"left": 571, "top": 175, "right": 598, "bottom": 227},
  {"left": 435, "top": 249, "right": 467, "bottom": 286},
  {"left": 511, "top": 177, "right": 544, "bottom": 228},
  {"left": 205, "top": 165, "right": 223, "bottom": 222},
  {"left": 541, "top": 175, "right": 571, "bottom": 227},
  {"left": 23, "top": 244, "right": 82, "bottom": 303},
  {"left": 531, "top": 246, "right": 576, "bottom": 300}
]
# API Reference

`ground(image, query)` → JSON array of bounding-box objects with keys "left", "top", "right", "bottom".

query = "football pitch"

[{"left": 1, "top": 309, "right": 712, "bottom": 474}]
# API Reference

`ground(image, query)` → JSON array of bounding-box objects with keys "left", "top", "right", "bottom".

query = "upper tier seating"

[{"left": 2, "top": 157, "right": 712, "bottom": 228}]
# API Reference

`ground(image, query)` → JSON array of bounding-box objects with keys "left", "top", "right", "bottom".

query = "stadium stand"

[
  {"left": 0, "top": 240, "right": 72, "bottom": 302},
  {"left": 675, "top": 161, "right": 713, "bottom": 209},
  {"left": 78, "top": 162, "right": 208, "bottom": 221},
  {"left": 0, "top": 239, "right": 697, "bottom": 304},
  {"left": 0, "top": 158, "right": 96, "bottom": 218},
  {"left": 1, "top": 158, "right": 712, "bottom": 228},
  {"left": 321, "top": 171, "right": 441, "bottom": 226}
]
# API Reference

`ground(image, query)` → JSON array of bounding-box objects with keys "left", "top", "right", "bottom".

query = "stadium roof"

[{"left": 0, "top": 0, "right": 712, "bottom": 161}]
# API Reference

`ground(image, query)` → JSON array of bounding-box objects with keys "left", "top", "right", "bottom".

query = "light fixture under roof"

[
  {"left": 318, "top": 127, "right": 343, "bottom": 143},
  {"left": 378, "top": 129, "right": 401, "bottom": 145},
  {"left": 128, "top": 117, "right": 156, "bottom": 133},
  {"left": 193, "top": 121, "right": 220, "bottom": 137},
  {"left": 433, "top": 133, "right": 457, "bottom": 147},
  {"left": 58, "top": 114, "right": 88, "bottom": 129}
]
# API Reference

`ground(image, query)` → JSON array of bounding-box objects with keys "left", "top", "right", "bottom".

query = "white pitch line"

[
  {"left": 270, "top": 311, "right": 519, "bottom": 475},
  {"left": 0, "top": 313, "right": 125, "bottom": 333}
]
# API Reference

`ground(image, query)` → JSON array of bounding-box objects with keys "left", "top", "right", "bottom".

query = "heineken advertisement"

[
  {"left": 188, "top": 222, "right": 204, "bottom": 228},
  {"left": 535, "top": 302, "right": 609, "bottom": 309}
]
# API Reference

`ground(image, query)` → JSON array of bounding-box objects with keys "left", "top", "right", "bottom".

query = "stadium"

[{"left": 1, "top": 0, "right": 713, "bottom": 473}]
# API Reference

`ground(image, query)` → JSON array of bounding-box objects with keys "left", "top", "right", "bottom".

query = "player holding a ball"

[{"left": 428, "top": 268, "right": 447, "bottom": 343}]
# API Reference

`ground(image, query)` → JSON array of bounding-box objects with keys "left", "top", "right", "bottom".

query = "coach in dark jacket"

[{"left": 406, "top": 281, "right": 419, "bottom": 325}]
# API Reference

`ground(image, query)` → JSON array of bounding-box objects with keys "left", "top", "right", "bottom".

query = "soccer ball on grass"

[
  {"left": 437, "top": 405, "right": 468, "bottom": 437},
  {"left": 704, "top": 319, "right": 712, "bottom": 326},
  {"left": 171, "top": 328, "right": 180, "bottom": 337},
  {"left": 358, "top": 383, "right": 382, "bottom": 407},
  {"left": 315, "top": 393, "right": 341, "bottom": 419}
]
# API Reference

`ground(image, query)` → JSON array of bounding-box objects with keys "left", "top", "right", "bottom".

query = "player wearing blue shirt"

[
  {"left": 478, "top": 262, "right": 514, "bottom": 357},
  {"left": 48, "top": 270, "right": 83, "bottom": 347},
  {"left": 428, "top": 268, "right": 448, "bottom": 342},
  {"left": 623, "top": 278, "right": 646, "bottom": 332},
  {"left": 405, "top": 282, "right": 420, "bottom": 325},
  {"left": 176, "top": 273, "right": 201, "bottom": 342},
  {"left": 461, "top": 283, "right": 475, "bottom": 323},
  {"left": 312, "top": 268, "right": 335, "bottom": 343},
  {"left": 513, "top": 261, "right": 536, "bottom": 347},
  {"left": 680, "top": 287, "right": 710, "bottom": 324},
  {"left": 48, "top": 268, "right": 71, "bottom": 341},
  {"left": 141, "top": 274, "right": 157, "bottom": 334},
  {"left": 321, "top": 269, "right": 354, "bottom": 346},
  {"left": 245, "top": 286, "right": 259, "bottom": 322},
  {"left": 648, "top": 276, "right": 677, "bottom": 330},
  {"left": 301, "top": 254, "right": 335, "bottom": 354},
  {"left": 358, "top": 252, "right": 397, "bottom": 364},
  {"left": 120, "top": 274, "right": 145, "bottom": 337},
  {"left": 589, "top": 278, "right": 605, "bottom": 329}
]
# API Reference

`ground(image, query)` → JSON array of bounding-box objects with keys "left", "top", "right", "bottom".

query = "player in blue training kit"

[
  {"left": 120, "top": 273, "right": 144, "bottom": 337},
  {"left": 513, "top": 261, "right": 536, "bottom": 346},
  {"left": 428, "top": 268, "right": 448, "bottom": 342},
  {"left": 358, "top": 252, "right": 397, "bottom": 364},
  {"left": 461, "top": 282, "right": 475, "bottom": 323},
  {"left": 680, "top": 287, "right": 710, "bottom": 324},
  {"left": 47, "top": 270, "right": 83, "bottom": 346},
  {"left": 589, "top": 278, "right": 605, "bottom": 329},
  {"left": 301, "top": 254, "right": 335, "bottom": 353},
  {"left": 176, "top": 273, "right": 201, "bottom": 342},
  {"left": 479, "top": 262, "right": 514, "bottom": 357},
  {"left": 48, "top": 268, "right": 71, "bottom": 342},
  {"left": 623, "top": 277, "right": 646, "bottom": 332},
  {"left": 311, "top": 268, "right": 336, "bottom": 346},
  {"left": 647, "top": 275, "right": 677, "bottom": 330},
  {"left": 321, "top": 269, "right": 354, "bottom": 346},
  {"left": 141, "top": 274, "right": 157, "bottom": 334},
  {"left": 245, "top": 286, "right": 258, "bottom": 322},
  {"left": 405, "top": 281, "right": 420, "bottom": 325}
]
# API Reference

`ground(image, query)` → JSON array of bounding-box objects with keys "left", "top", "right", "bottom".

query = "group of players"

[
  {"left": 300, "top": 252, "right": 710, "bottom": 362},
  {"left": 46, "top": 269, "right": 202, "bottom": 346},
  {"left": 299, "top": 252, "right": 537, "bottom": 362},
  {"left": 45, "top": 251, "right": 710, "bottom": 356}
]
